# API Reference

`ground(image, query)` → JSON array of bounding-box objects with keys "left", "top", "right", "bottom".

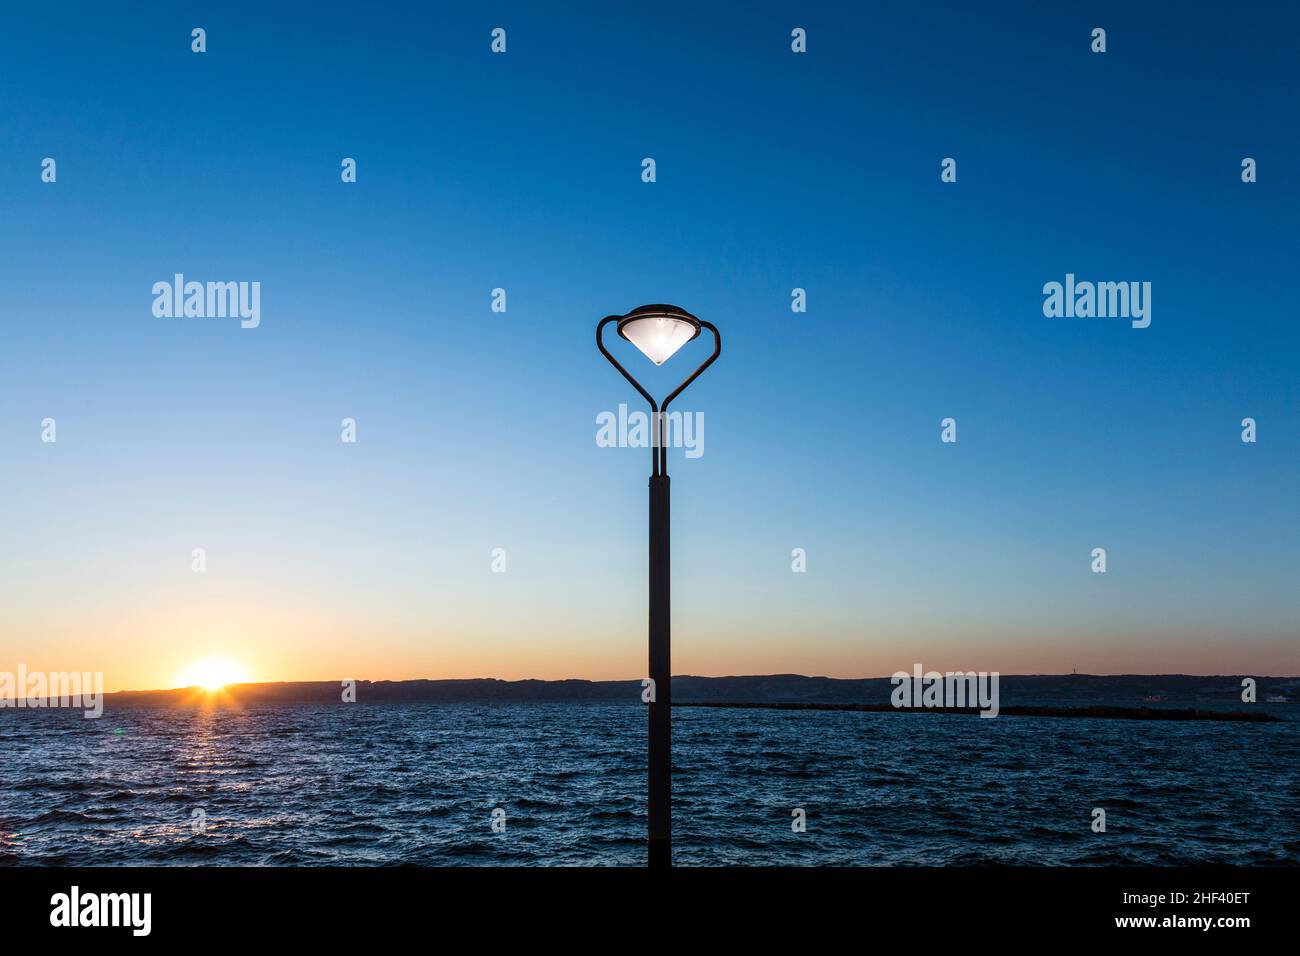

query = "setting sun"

[{"left": 174, "top": 657, "right": 250, "bottom": 692}]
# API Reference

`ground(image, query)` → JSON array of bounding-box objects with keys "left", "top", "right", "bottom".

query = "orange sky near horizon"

[{"left": 6, "top": 613, "right": 1296, "bottom": 694}]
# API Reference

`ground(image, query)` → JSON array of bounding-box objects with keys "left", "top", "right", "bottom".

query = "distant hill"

[{"left": 103, "top": 673, "right": 1298, "bottom": 707}]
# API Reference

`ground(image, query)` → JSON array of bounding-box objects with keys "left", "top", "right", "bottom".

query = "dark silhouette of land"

[
  {"left": 676, "top": 701, "right": 1277, "bottom": 722},
  {"left": 98, "top": 673, "right": 1294, "bottom": 721}
]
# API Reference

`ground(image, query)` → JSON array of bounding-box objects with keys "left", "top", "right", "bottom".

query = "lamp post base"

[{"left": 648, "top": 835, "right": 671, "bottom": 869}]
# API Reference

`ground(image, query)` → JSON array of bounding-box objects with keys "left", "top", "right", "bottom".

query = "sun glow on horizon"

[{"left": 174, "top": 656, "right": 250, "bottom": 692}]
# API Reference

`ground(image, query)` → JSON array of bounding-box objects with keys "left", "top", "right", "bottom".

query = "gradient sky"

[{"left": 1, "top": 1, "right": 1297, "bottom": 691}]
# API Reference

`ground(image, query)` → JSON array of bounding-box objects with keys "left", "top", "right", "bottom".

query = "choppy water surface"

[{"left": 2, "top": 701, "right": 1297, "bottom": 865}]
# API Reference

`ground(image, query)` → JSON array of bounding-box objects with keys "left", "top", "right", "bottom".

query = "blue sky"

[{"left": 1, "top": 1, "right": 1297, "bottom": 688}]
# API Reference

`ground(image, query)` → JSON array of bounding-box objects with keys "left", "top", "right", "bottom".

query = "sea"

[{"left": 2, "top": 701, "right": 1297, "bottom": 866}]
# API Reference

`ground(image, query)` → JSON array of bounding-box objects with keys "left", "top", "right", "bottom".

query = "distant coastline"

[
  {"left": 677, "top": 700, "right": 1280, "bottom": 722},
  {"left": 80, "top": 673, "right": 1298, "bottom": 720}
]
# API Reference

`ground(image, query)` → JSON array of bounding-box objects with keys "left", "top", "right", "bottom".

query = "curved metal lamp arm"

[
  {"left": 597, "top": 316, "right": 722, "bottom": 477},
  {"left": 598, "top": 315, "right": 660, "bottom": 474},
  {"left": 658, "top": 320, "right": 721, "bottom": 475}
]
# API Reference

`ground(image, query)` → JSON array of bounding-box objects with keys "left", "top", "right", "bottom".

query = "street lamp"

[{"left": 597, "top": 304, "right": 721, "bottom": 869}]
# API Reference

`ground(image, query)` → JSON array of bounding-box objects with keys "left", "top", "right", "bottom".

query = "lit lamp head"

[{"left": 616, "top": 304, "right": 701, "bottom": 366}]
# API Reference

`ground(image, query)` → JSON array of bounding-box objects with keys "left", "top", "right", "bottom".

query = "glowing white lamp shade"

[{"left": 617, "top": 306, "right": 701, "bottom": 366}]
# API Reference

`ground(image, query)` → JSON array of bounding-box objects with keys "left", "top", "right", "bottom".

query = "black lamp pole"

[{"left": 597, "top": 305, "right": 721, "bottom": 869}]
